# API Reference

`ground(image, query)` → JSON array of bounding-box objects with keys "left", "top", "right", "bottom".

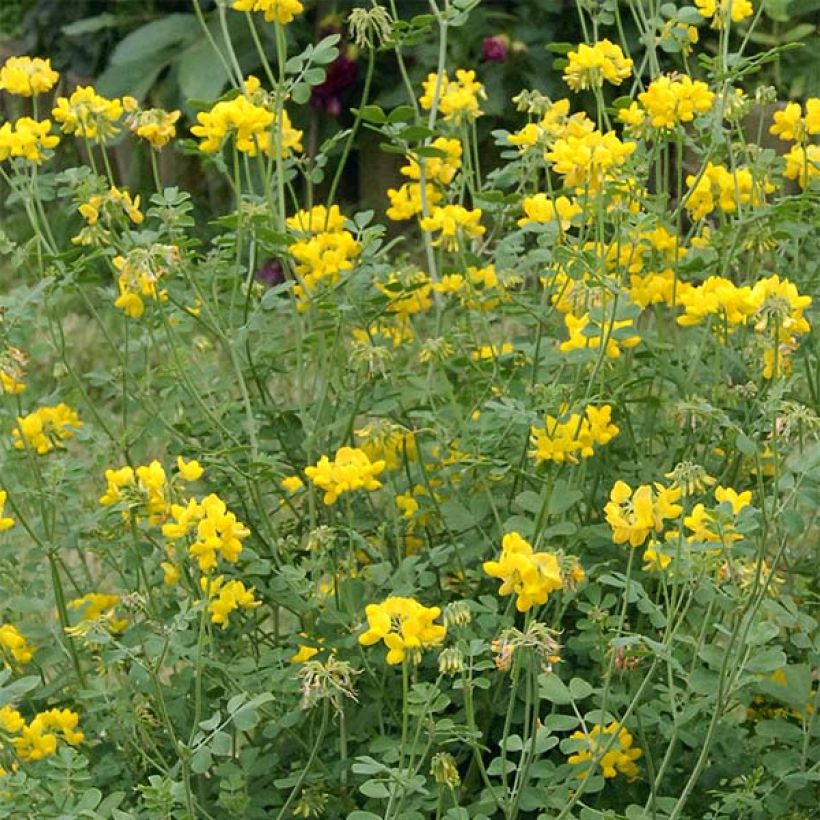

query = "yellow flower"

[
  {"left": 0, "top": 624, "right": 34, "bottom": 664},
  {"left": 161, "top": 562, "right": 181, "bottom": 586},
  {"left": 386, "top": 182, "right": 441, "bottom": 221},
  {"left": 281, "top": 475, "right": 305, "bottom": 494},
  {"left": 12, "top": 708, "right": 84, "bottom": 762},
  {"left": 375, "top": 271, "right": 433, "bottom": 320},
  {"left": 401, "top": 137, "right": 462, "bottom": 186},
  {"left": 642, "top": 543, "right": 672, "bottom": 572},
  {"left": 563, "top": 40, "right": 632, "bottom": 92},
  {"left": 358, "top": 596, "right": 447, "bottom": 664},
  {"left": 0, "top": 118, "right": 60, "bottom": 164},
  {"left": 12, "top": 404, "right": 82, "bottom": 455},
  {"left": 356, "top": 422, "right": 418, "bottom": 471},
  {"left": 638, "top": 75, "right": 715, "bottom": 129},
  {"left": 305, "top": 446, "right": 386, "bottom": 505},
  {"left": 567, "top": 722, "right": 642, "bottom": 781},
  {"left": 419, "top": 204, "right": 485, "bottom": 250},
  {"left": 0, "top": 347, "right": 27, "bottom": 395},
  {"left": 546, "top": 129, "right": 636, "bottom": 191},
  {"left": 111, "top": 245, "right": 178, "bottom": 316},
  {"left": 684, "top": 162, "right": 773, "bottom": 220},
  {"left": 192, "top": 91, "right": 302, "bottom": 158},
  {"left": 530, "top": 405, "right": 620, "bottom": 465},
  {"left": 73, "top": 186, "right": 145, "bottom": 246},
  {"left": 233, "top": 0, "right": 304, "bottom": 24},
  {"left": 69, "top": 593, "right": 128, "bottom": 633},
  {"left": 560, "top": 311, "right": 641, "bottom": 358},
  {"left": 176, "top": 456, "right": 204, "bottom": 483},
  {"left": 0, "top": 705, "right": 25, "bottom": 734},
  {"left": 782, "top": 144, "right": 820, "bottom": 189},
  {"left": 0, "top": 491, "right": 14, "bottom": 532},
  {"left": 201, "top": 576, "right": 261, "bottom": 628},
  {"left": 125, "top": 106, "right": 180, "bottom": 149},
  {"left": 52, "top": 86, "right": 124, "bottom": 142},
  {"left": 291, "top": 643, "right": 320, "bottom": 664},
  {"left": 676, "top": 275, "right": 757, "bottom": 329},
  {"left": 695, "top": 0, "right": 754, "bottom": 27},
  {"left": 0, "top": 56, "right": 59, "bottom": 96},
  {"left": 471, "top": 342, "right": 514, "bottom": 361},
  {"left": 287, "top": 205, "right": 346, "bottom": 233},
  {"left": 162, "top": 494, "right": 251, "bottom": 571},
  {"left": 604, "top": 480, "right": 682, "bottom": 548},
  {"left": 518, "top": 194, "right": 581, "bottom": 230},
  {"left": 483, "top": 532, "right": 563, "bottom": 612},
  {"left": 420, "top": 69, "right": 486, "bottom": 124}
]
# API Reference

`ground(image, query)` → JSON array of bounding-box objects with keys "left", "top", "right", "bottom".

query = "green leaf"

[
  {"left": 62, "top": 14, "right": 118, "bottom": 37},
  {"left": 539, "top": 673, "right": 571, "bottom": 704},
  {"left": 190, "top": 747, "right": 212, "bottom": 774},
  {"left": 359, "top": 779, "right": 390, "bottom": 799},
  {"left": 110, "top": 14, "right": 197, "bottom": 66},
  {"left": 96, "top": 61, "right": 164, "bottom": 101},
  {"left": 179, "top": 37, "right": 230, "bottom": 105},
  {"left": 569, "top": 678, "right": 593, "bottom": 700},
  {"left": 358, "top": 105, "right": 387, "bottom": 124}
]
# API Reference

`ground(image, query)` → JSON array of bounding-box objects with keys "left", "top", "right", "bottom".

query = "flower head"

[
  {"left": 0, "top": 56, "right": 59, "bottom": 96},
  {"left": 358, "top": 596, "right": 447, "bottom": 664}
]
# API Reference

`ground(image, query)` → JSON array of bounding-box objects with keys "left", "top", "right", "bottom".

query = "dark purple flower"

[
  {"left": 255, "top": 258, "right": 285, "bottom": 287},
  {"left": 482, "top": 34, "right": 510, "bottom": 63},
  {"left": 310, "top": 53, "right": 359, "bottom": 117}
]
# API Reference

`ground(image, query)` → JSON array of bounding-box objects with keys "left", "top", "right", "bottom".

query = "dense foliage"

[{"left": 0, "top": 1, "right": 818, "bottom": 818}]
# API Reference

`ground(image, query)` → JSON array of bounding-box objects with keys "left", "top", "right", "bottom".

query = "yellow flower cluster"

[
  {"left": 782, "top": 144, "right": 820, "bottom": 189},
  {"left": 2, "top": 707, "right": 84, "bottom": 762},
  {"left": 530, "top": 405, "right": 620, "bottom": 465},
  {"left": 358, "top": 596, "right": 447, "bottom": 664},
  {"left": 0, "top": 624, "right": 33, "bottom": 664},
  {"left": 684, "top": 162, "right": 773, "bottom": 220},
  {"left": 0, "top": 347, "right": 27, "bottom": 395},
  {"left": 0, "top": 491, "right": 14, "bottom": 532},
  {"left": 604, "top": 480, "right": 682, "bottom": 548},
  {"left": 419, "top": 204, "right": 485, "bottom": 250},
  {"left": 432, "top": 264, "right": 506, "bottom": 312},
  {"left": 0, "top": 56, "right": 59, "bottom": 96},
  {"left": 563, "top": 40, "right": 632, "bottom": 92},
  {"left": 52, "top": 86, "right": 124, "bottom": 142},
  {"left": 305, "top": 446, "right": 386, "bottom": 505},
  {"left": 68, "top": 593, "right": 128, "bottom": 634},
  {"left": 163, "top": 493, "right": 251, "bottom": 571},
  {"left": 674, "top": 273, "right": 811, "bottom": 376},
  {"left": 100, "top": 457, "right": 200, "bottom": 522},
  {"left": 483, "top": 532, "right": 563, "bottom": 612},
  {"left": 73, "top": 186, "right": 144, "bottom": 246},
  {"left": 567, "top": 722, "right": 642, "bottom": 781},
  {"left": 287, "top": 205, "right": 360, "bottom": 304},
  {"left": 420, "top": 70, "right": 486, "bottom": 124},
  {"left": 769, "top": 99, "right": 820, "bottom": 143},
  {"left": 374, "top": 271, "right": 433, "bottom": 321},
  {"left": 356, "top": 421, "right": 417, "bottom": 471},
  {"left": 546, "top": 129, "right": 636, "bottom": 192},
  {"left": 201, "top": 576, "right": 260, "bottom": 628},
  {"left": 192, "top": 77, "right": 302, "bottom": 158},
  {"left": 560, "top": 311, "right": 641, "bottom": 359},
  {"left": 112, "top": 244, "right": 179, "bottom": 318},
  {"left": 125, "top": 105, "right": 181, "bottom": 149},
  {"left": 0, "top": 118, "right": 60, "bottom": 164},
  {"left": 387, "top": 137, "right": 462, "bottom": 221},
  {"left": 518, "top": 194, "right": 581, "bottom": 230},
  {"left": 232, "top": 0, "right": 304, "bottom": 25},
  {"left": 695, "top": 0, "right": 754, "bottom": 28},
  {"left": 12, "top": 403, "right": 82, "bottom": 455},
  {"left": 621, "top": 75, "right": 715, "bottom": 130},
  {"left": 508, "top": 98, "right": 594, "bottom": 154}
]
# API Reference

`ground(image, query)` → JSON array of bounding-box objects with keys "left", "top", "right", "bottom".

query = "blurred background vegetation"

[{"left": 1, "top": 0, "right": 818, "bottom": 233}]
